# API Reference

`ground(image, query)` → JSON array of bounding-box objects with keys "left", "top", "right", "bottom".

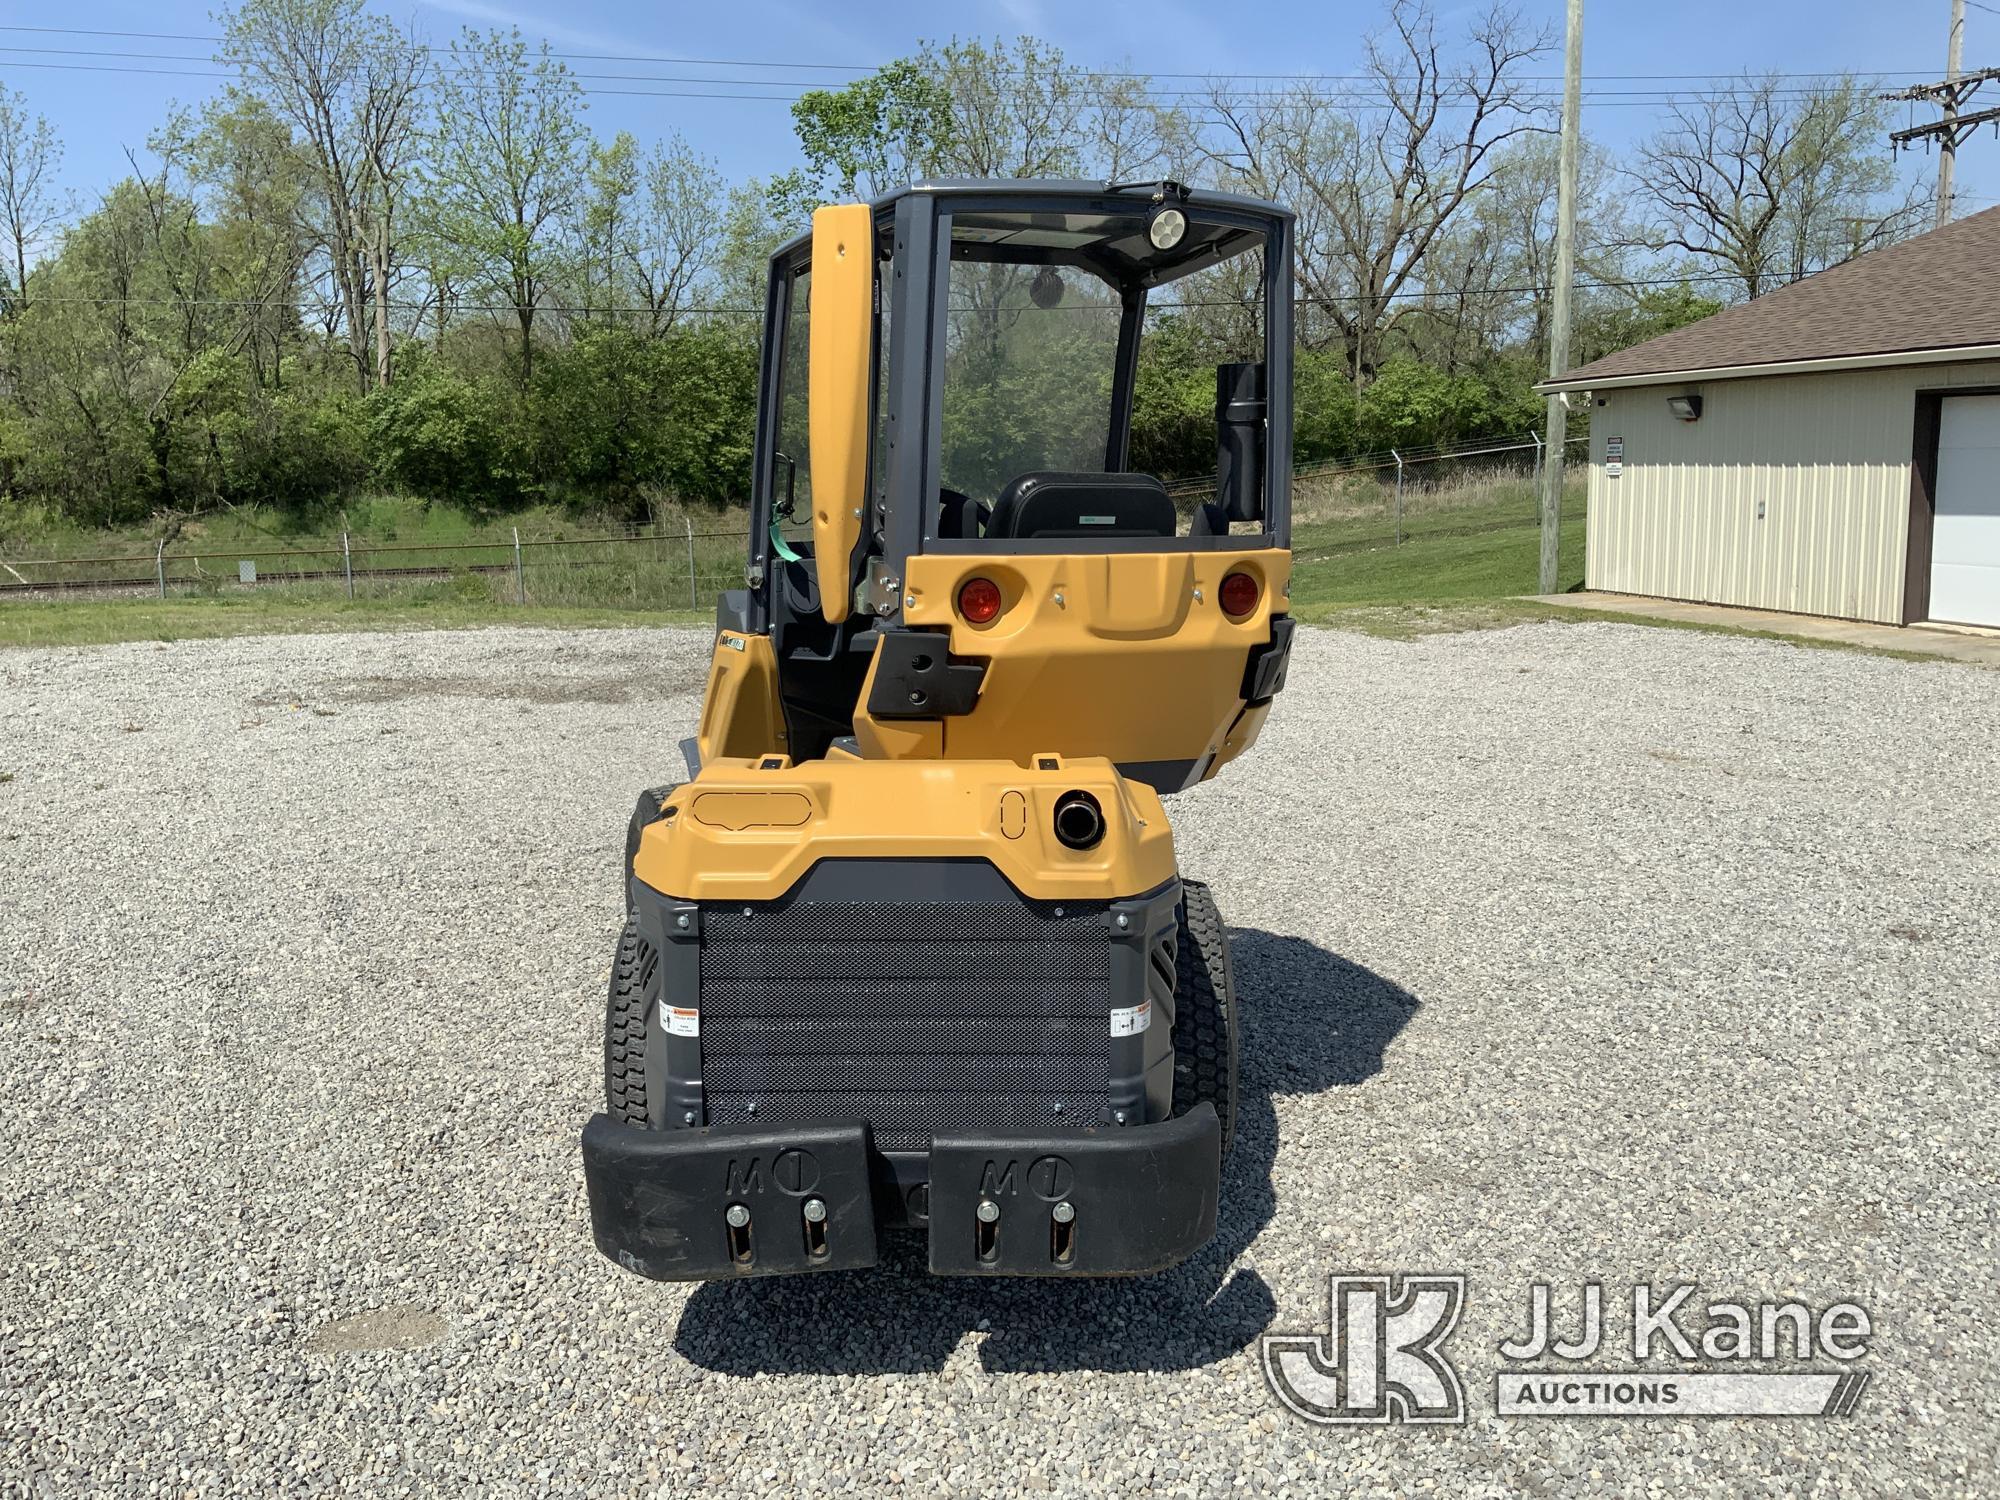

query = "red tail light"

[
  {"left": 1219, "top": 570, "right": 1261, "bottom": 618},
  {"left": 958, "top": 577, "right": 1003, "bottom": 624}
]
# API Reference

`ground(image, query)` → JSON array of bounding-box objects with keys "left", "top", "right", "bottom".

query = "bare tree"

[
  {"left": 1629, "top": 73, "right": 1929, "bottom": 301},
  {"left": 1413, "top": 135, "right": 1628, "bottom": 373},
  {"left": 1199, "top": 0, "right": 1553, "bottom": 382},
  {"left": 0, "top": 84, "right": 63, "bottom": 317},
  {"left": 353, "top": 27, "right": 425, "bottom": 385},
  {"left": 929, "top": 36, "right": 1093, "bottom": 179},
  {"left": 633, "top": 136, "right": 725, "bottom": 333},
  {"left": 221, "top": 0, "right": 426, "bottom": 390}
]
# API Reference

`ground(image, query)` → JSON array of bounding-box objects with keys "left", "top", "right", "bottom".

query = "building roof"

[{"left": 1544, "top": 205, "right": 2000, "bottom": 390}]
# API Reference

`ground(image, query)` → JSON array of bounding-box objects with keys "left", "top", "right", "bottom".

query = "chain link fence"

[
  {"left": 0, "top": 522, "right": 756, "bottom": 610},
  {"left": 1168, "top": 431, "right": 1590, "bottom": 544},
  {"left": 4, "top": 430, "right": 1592, "bottom": 607}
]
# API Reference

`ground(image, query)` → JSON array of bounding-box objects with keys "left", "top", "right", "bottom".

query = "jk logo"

[{"left": 1261, "top": 1274, "right": 1467, "bottom": 1425}]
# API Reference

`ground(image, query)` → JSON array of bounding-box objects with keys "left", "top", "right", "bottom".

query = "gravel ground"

[{"left": 2, "top": 620, "right": 1995, "bottom": 1498}]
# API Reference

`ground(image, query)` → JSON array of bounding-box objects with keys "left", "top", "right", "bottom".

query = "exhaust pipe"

[{"left": 1052, "top": 791, "right": 1105, "bottom": 851}]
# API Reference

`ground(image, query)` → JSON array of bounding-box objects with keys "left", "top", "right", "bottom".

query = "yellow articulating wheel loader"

[{"left": 580, "top": 179, "right": 1297, "bottom": 1279}]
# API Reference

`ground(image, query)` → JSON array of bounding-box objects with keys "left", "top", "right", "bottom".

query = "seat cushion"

[{"left": 985, "top": 472, "right": 1177, "bottom": 540}]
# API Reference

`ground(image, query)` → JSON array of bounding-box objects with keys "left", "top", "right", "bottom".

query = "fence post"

[
  {"left": 1391, "top": 450, "right": 1404, "bottom": 546},
  {"left": 155, "top": 537, "right": 166, "bottom": 598},
  {"left": 684, "top": 518, "right": 697, "bottom": 609},
  {"left": 342, "top": 531, "right": 353, "bottom": 599},
  {"left": 513, "top": 527, "right": 524, "bottom": 605}
]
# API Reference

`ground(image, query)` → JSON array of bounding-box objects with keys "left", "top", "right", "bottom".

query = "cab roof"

[{"left": 773, "top": 178, "right": 1292, "bottom": 288}]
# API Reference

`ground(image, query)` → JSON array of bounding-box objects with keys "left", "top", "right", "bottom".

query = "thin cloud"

[{"left": 419, "top": 0, "right": 650, "bottom": 53}]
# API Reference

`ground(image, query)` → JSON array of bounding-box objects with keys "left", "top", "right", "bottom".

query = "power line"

[
  {"left": 0, "top": 54, "right": 1950, "bottom": 109},
  {"left": 0, "top": 25, "right": 1947, "bottom": 87},
  {"left": 1, "top": 46, "right": 1908, "bottom": 96}
]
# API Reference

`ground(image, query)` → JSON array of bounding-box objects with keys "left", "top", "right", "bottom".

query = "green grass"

[
  {"left": 0, "top": 592, "right": 706, "bottom": 649},
  {"left": 1287, "top": 489, "right": 1585, "bottom": 630},
  {"left": 0, "top": 495, "right": 754, "bottom": 595},
  {"left": 0, "top": 494, "right": 750, "bottom": 559},
  {"left": 2, "top": 480, "right": 1586, "bottom": 647}
]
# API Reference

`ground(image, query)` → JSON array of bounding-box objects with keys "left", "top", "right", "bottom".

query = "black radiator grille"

[{"left": 699, "top": 897, "right": 1112, "bottom": 1151}]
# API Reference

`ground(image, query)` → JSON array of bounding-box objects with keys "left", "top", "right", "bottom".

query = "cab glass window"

[{"left": 773, "top": 265, "right": 813, "bottom": 552}]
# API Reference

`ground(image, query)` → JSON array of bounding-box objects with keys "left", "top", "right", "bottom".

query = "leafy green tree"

[
  {"left": 575, "top": 131, "right": 639, "bottom": 323},
  {"left": 1294, "top": 347, "right": 1360, "bottom": 467},
  {"left": 1572, "top": 285, "right": 1724, "bottom": 368},
  {"left": 1357, "top": 359, "right": 1540, "bottom": 456},
  {"left": 783, "top": 36, "right": 1174, "bottom": 216},
  {"left": 220, "top": 0, "right": 426, "bottom": 390},
  {"left": 530, "top": 324, "right": 757, "bottom": 508},
  {"left": 365, "top": 347, "right": 519, "bottom": 506},
  {"left": 789, "top": 60, "right": 955, "bottom": 204},
  {"left": 419, "top": 28, "right": 588, "bottom": 383}
]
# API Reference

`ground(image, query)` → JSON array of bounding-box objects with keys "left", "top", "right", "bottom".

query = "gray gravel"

[{"left": 2, "top": 620, "right": 1995, "bottom": 1498}]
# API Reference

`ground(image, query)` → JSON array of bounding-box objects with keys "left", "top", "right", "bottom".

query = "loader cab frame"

[
  {"left": 732, "top": 181, "right": 1296, "bottom": 772},
  {"left": 743, "top": 181, "right": 1294, "bottom": 631}
]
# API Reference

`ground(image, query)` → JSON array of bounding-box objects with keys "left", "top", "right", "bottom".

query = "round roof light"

[{"left": 1148, "top": 206, "right": 1187, "bottom": 252}]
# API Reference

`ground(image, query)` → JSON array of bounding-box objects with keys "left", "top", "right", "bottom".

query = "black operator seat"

[{"left": 985, "top": 472, "right": 1178, "bottom": 539}]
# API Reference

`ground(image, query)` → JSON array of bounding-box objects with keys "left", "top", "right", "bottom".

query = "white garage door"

[{"left": 1932, "top": 394, "right": 2000, "bottom": 628}]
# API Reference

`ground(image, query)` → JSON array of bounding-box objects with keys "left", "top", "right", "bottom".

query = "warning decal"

[
  {"left": 665, "top": 1006, "right": 699, "bottom": 1038},
  {"left": 1110, "top": 999, "right": 1151, "bottom": 1038}
]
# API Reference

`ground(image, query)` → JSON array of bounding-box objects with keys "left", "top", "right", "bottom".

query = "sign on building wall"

[{"left": 1606, "top": 436, "right": 1624, "bottom": 479}]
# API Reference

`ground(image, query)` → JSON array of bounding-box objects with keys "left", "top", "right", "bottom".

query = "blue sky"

[{"left": 2, "top": 0, "right": 1991, "bottom": 207}]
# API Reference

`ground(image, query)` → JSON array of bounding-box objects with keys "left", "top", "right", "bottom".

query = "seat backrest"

[{"left": 986, "top": 472, "right": 1177, "bottom": 540}]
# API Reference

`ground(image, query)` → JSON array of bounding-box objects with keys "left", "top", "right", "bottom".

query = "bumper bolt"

[
  {"left": 802, "top": 1198, "right": 827, "bottom": 1224},
  {"left": 682, "top": 1110, "right": 696, "bottom": 1125},
  {"left": 674, "top": 913, "right": 690, "bottom": 930},
  {"left": 1051, "top": 1201, "right": 1075, "bottom": 1224},
  {"left": 1115, "top": 912, "right": 1130, "bottom": 929},
  {"left": 975, "top": 1199, "right": 1001, "bottom": 1224},
  {"left": 724, "top": 1204, "right": 750, "bottom": 1228}
]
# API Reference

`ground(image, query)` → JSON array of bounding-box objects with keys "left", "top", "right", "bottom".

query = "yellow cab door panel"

[{"left": 695, "top": 631, "right": 786, "bottom": 765}]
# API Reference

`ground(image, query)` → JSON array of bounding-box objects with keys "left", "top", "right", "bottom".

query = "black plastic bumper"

[{"left": 580, "top": 1105, "right": 1221, "bottom": 1280}]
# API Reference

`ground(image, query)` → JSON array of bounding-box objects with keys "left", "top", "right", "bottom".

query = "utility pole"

[
  {"left": 1941, "top": 0, "right": 1966, "bottom": 226},
  {"left": 1539, "top": 0, "right": 1583, "bottom": 598},
  {"left": 1884, "top": 0, "right": 2000, "bottom": 227}
]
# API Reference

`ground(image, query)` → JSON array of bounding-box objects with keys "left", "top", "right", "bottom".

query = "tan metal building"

[{"left": 1543, "top": 208, "right": 2000, "bottom": 628}]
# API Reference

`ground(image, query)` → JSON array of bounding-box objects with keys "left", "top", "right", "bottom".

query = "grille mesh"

[{"left": 700, "top": 897, "right": 1111, "bottom": 1151}]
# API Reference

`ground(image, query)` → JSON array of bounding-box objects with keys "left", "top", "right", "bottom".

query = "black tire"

[
  {"left": 604, "top": 916, "right": 660, "bottom": 1126},
  {"left": 1170, "top": 879, "right": 1238, "bottom": 1159},
  {"left": 624, "top": 784, "right": 680, "bottom": 912}
]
